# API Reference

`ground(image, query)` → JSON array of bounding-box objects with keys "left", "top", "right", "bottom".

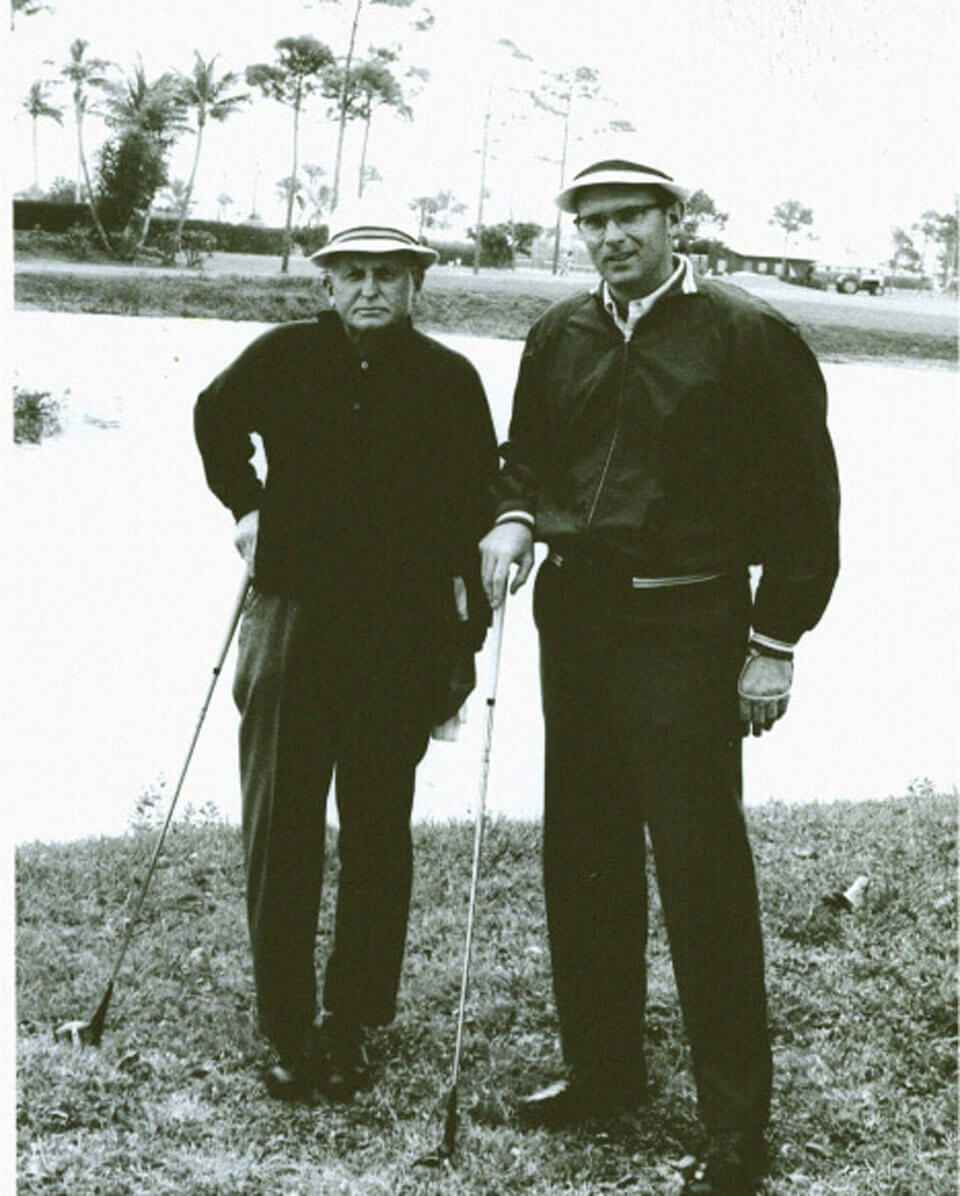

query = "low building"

[{"left": 685, "top": 238, "right": 816, "bottom": 281}]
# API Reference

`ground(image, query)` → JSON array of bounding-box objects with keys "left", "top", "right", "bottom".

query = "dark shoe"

[
  {"left": 516, "top": 1074, "right": 646, "bottom": 1128},
  {"left": 263, "top": 1054, "right": 315, "bottom": 1103},
  {"left": 312, "top": 1015, "right": 368, "bottom": 1101},
  {"left": 680, "top": 1131, "right": 760, "bottom": 1195}
]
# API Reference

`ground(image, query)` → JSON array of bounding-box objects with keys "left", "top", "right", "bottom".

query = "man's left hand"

[{"left": 738, "top": 653, "right": 793, "bottom": 737}]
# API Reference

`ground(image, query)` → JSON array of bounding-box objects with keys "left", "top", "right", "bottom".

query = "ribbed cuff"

[
  {"left": 749, "top": 632, "right": 795, "bottom": 661},
  {"left": 494, "top": 509, "right": 535, "bottom": 530}
]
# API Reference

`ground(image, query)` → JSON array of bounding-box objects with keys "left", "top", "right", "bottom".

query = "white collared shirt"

[{"left": 600, "top": 254, "right": 698, "bottom": 341}]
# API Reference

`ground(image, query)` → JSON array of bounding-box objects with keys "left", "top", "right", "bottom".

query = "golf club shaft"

[
  {"left": 103, "top": 569, "right": 252, "bottom": 990},
  {"left": 448, "top": 600, "right": 506, "bottom": 1091}
]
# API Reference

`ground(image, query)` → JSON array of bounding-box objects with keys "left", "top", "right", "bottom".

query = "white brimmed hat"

[
  {"left": 310, "top": 200, "right": 438, "bottom": 267},
  {"left": 556, "top": 157, "right": 690, "bottom": 213}
]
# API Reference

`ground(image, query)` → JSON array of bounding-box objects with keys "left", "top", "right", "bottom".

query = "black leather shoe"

[
  {"left": 516, "top": 1075, "right": 646, "bottom": 1128},
  {"left": 680, "top": 1131, "right": 760, "bottom": 1195},
  {"left": 263, "top": 1055, "right": 315, "bottom": 1102},
  {"left": 313, "top": 1015, "right": 368, "bottom": 1101}
]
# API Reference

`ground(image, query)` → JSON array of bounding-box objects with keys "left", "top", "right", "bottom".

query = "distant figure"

[
  {"left": 480, "top": 153, "right": 840, "bottom": 1195},
  {"left": 195, "top": 202, "right": 497, "bottom": 1105},
  {"left": 559, "top": 247, "right": 574, "bottom": 276}
]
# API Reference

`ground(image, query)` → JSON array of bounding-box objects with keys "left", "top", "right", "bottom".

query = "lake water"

[{"left": 5, "top": 312, "right": 958, "bottom": 845}]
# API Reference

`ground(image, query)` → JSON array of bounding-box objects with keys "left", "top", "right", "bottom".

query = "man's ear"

[{"left": 666, "top": 200, "right": 684, "bottom": 234}]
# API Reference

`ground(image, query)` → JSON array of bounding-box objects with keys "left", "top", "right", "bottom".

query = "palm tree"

[
  {"left": 314, "top": 0, "right": 417, "bottom": 210},
  {"left": 101, "top": 57, "right": 189, "bottom": 247},
  {"left": 58, "top": 38, "right": 112, "bottom": 249},
  {"left": 172, "top": 53, "right": 248, "bottom": 253},
  {"left": 351, "top": 51, "right": 413, "bottom": 198},
  {"left": 216, "top": 192, "right": 234, "bottom": 222},
  {"left": 103, "top": 57, "right": 188, "bottom": 142},
  {"left": 247, "top": 36, "right": 335, "bottom": 272},
  {"left": 21, "top": 81, "right": 63, "bottom": 192},
  {"left": 11, "top": 0, "right": 51, "bottom": 32}
]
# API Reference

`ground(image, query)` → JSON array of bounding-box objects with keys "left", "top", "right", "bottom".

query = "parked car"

[{"left": 834, "top": 265, "right": 886, "bottom": 295}]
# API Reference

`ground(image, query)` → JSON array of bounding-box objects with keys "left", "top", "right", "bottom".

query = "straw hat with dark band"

[
  {"left": 310, "top": 205, "right": 438, "bottom": 267},
  {"left": 556, "top": 157, "right": 690, "bottom": 212}
]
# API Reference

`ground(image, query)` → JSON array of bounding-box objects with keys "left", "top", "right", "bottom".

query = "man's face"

[
  {"left": 575, "top": 184, "right": 681, "bottom": 300},
  {"left": 325, "top": 253, "right": 419, "bottom": 336}
]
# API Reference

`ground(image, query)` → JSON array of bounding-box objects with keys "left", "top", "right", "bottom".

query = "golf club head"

[
  {"left": 413, "top": 1142, "right": 453, "bottom": 1169},
  {"left": 54, "top": 982, "right": 112, "bottom": 1048},
  {"left": 823, "top": 874, "right": 870, "bottom": 913},
  {"left": 54, "top": 1019, "right": 97, "bottom": 1047},
  {"left": 414, "top": 1088, "right": 459, "bottom": 1167}
]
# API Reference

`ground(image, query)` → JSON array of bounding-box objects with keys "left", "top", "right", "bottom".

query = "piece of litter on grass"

[{"left": 823, "top": 874, "right": 869, "bottom": 912}]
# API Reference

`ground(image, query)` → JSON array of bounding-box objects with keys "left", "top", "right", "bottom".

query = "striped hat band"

[
  {"left": 310, "top": 219, "right": 439, "bottom": 266},
  {"left": 556, "top": 157, "right": 690, "bottom": 212}
]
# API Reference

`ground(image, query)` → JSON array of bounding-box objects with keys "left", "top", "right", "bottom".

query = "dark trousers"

[
  {"left": 533, "top": 558, "right": 772, "bottom": 1140},
  {"left": 233, "top": 589, "right": 430, "bottom": 1060}
]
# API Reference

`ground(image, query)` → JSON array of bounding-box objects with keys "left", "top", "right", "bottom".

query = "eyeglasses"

[{"left": 574, "top": 203, "right": 662, "bottom": 240}]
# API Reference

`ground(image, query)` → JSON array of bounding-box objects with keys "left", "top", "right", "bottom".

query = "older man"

[
  {"left": 195, "top": 205, "right": 497, "bottom": 1102},
  {"left": 480, "top": 157, "right": 840, "bottom": 1194}
]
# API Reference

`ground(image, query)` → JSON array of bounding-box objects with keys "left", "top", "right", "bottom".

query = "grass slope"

[
  {"left": 13, "top": 269, "right": 958, "bottom": 365},
  {"left": 16, "top": 793, "right": 957, "bottom": 1194}
]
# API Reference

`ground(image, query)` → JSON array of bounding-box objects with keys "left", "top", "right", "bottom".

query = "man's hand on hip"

[
  {"left": 479, "top": 522, "right": 534, "bottom": 609},
  {"left": 738, "top": 652, "right": 793, "bottom": 737},
  {"left": 234, "top": 509, "right": 259, "bottom": 572}
]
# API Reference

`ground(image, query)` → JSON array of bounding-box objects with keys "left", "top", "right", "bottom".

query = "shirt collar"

[{"left": 599, "top": 254, "right": 697, "bottom": 340}]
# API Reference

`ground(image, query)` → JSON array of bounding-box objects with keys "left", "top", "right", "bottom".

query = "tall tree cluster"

[{"left": 16, "top": 14, "right": 671, "bottom": 273}]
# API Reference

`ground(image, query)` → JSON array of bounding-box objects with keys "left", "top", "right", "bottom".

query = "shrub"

[
  {"left": 152, "top": 230, "right": 180, "bottom": 267},
  {"left": 106, "top": 229, "right": 142, "bottom": 263},
  {"left": 65, "top": 223, "right": 95, "bottom": 261},
  {"left": 95, "top": 131, "right": 167, "bottom": 234},
  {"left": 13, "top": 387, "right": 63, "bottom": 444},
  {"left": 182, "top": 229, "right": 218, "bottom": 268},
  {"left": 467, "top": 224, "right": 515, "bottom": 268}
]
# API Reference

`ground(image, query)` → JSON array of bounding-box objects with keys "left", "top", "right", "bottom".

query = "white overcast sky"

[{"left": 3, "top": 0, "right": 959, "bottom": 260}]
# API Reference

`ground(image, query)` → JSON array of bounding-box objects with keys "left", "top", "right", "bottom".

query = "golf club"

[
  {"left": 55, "top": 569, "right": 252, "bottom": 1048},
  {"left": 416, "top": 599, "right": 507, "bottom": 1167}
]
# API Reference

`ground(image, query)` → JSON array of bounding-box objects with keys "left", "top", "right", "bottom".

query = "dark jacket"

[
  {"left": 195, "top": 312, "right": 498, "bottom": 673},
  {"left": 493, "top": 279, "right": 840, "bottom": 645}
]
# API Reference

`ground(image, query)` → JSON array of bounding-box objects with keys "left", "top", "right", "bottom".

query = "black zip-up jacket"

[
  {"left": 493, "top": 279, "right": 840, "bottom": 645},
  {"left": 195, "top": 311, "right": 498, "bottom": 645}
]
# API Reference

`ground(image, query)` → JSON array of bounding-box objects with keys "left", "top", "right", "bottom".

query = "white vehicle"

[{"left": 832, "top": 265, "right": 886, "bottom": 296}]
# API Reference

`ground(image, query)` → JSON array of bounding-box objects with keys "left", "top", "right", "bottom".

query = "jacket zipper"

[{"left": 585, "top": 340, "right": 629, "bottom": 528}]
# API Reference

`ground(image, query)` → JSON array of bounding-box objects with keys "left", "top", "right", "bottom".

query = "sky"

[{"left": 3, "top": 0, "right": 959, "bottom": 261}]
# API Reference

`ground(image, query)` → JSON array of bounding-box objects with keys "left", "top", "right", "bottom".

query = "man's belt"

[{"left": 547, "top": 550, "right": 722, "bottom": 589}]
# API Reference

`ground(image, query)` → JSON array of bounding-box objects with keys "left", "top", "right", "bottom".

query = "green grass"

[
  {"left": 16, "top": 792, "right": 957, "bottom": 1194},
  {"left": 13, "top": 267, "right": 958, "bottom": 364}
]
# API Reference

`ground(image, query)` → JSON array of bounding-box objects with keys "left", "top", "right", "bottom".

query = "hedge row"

[
  {"left": 14, "top": 200, "right": 90, "bottom": 232},
  {"left": 13, "top": 200, "right": 328, "bottom": 256},
  {"left": 425, "top": 239, "right": 476, "bottom": 266}
]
